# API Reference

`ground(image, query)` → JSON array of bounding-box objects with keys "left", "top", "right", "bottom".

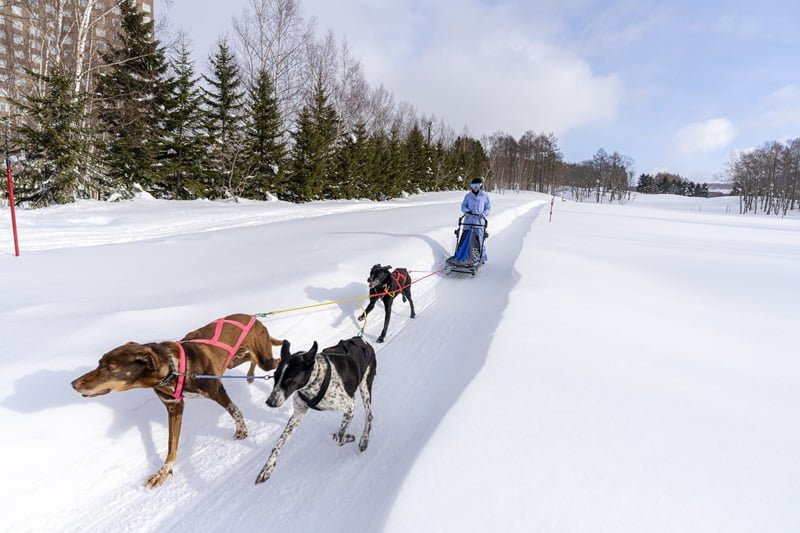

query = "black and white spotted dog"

[
  {"left": 255, "top": 337, "right": 377, "bottom": 484},
  {"left": 357, "top": 264, "right": 416, "bottom": 343}
]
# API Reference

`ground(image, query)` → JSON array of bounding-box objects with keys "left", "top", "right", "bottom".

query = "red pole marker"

[
  {"left": 549, "top": 196, "right": 555, "bottom": 222},
  {"left": 5, "top": 155, "right": 19, "bottom": 256}
]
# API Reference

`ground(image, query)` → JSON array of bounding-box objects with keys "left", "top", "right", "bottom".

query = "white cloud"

[
  {"left": 675, "top": 118, "right": 736, "bottom": 154},
  {"left": 304, "top": 0, "right": 623, "bottom": 137}
]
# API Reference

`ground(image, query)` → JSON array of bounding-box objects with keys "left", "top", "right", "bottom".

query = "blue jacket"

[{"left": 461, "top": 190, "right": 491, "bottom": 226}]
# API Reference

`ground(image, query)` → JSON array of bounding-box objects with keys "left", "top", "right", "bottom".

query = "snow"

[{"left": 1, "top": 192, "right": 798, "bottom": 532}]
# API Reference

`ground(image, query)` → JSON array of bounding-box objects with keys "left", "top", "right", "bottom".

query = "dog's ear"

[
  {"left": 385, "top": 265, "right": 392, "bottom": 271},
  {"left": 136, "top": 347, "right": 159, "bottom": 371},
  {"left": 281, "top": 340, "right": 291, "bottom": 359},
  {"left": 303, "top": 341, "right": 318, "bottom": 361}
]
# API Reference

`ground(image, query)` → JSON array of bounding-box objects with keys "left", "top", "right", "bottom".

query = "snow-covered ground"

[{"left": 1, "top": 192, "right": 798, "bottom": 532}]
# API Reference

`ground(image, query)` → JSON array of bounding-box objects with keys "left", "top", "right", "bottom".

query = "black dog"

[
  {"left": 357, "top": 264, "right": 416, "bottom": 343},
  {"left": 255, "top": 337, "right": 377, "bottom": 484}
]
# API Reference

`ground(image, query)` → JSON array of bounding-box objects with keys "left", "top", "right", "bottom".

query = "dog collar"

[
  {"left": 158, "top": 353, "right": 178, "bottom": 387},
  {"left": 299, "top": 354, "right": 331, "bottom": 411}
]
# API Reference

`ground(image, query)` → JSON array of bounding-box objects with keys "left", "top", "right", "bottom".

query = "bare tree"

[
  {"left": 232, "top": 0, "right": 313, "bottom": 126},
  {"left": 725, "top": 139, "right": 800, "bottom": 216},
  {"left": 332, "top": 39, "right": 370, "bottom": 133}
]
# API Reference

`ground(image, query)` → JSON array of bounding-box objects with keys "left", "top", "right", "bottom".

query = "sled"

[{"left": 444, "top": 214, "right": 488, "bottom": 277}]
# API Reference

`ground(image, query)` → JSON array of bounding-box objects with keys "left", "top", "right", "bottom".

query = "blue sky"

[{"left": 160, "top": 0, "right": 800, "bottom": 182}]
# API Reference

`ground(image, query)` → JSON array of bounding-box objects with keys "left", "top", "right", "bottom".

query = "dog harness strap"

[
  {"left": 182, "top": 316, "right": 257, "bottom": 369},
  {"left": 386, "top": 270, "right": 408, "bottom": 298},
  {"left": 300, "top": 355, "right": 331, "bottom": 410},
  {"left": 226, "top": 315, "right": 257, "bottom": 368},
  {"left": 392, "top": 270, "right": 407, "bottom": 288},
  {"left": 172, "top": 343, "right": 187, "bottom": 400}
]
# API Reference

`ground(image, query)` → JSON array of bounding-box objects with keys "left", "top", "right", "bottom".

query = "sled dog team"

[{"left": 71, "top": 264, "right": 413, "bottom": 488}]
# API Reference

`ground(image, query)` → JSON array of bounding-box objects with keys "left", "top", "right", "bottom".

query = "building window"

[
  {"left": 96, "top": 28, "right": 106, "bottom": 37},
  {"left": 142, "top": 3, "right": 151, "bottom": 13},
  {"left": 14, "top": 50, "right": 23, "bottom": 59},
  {"left": 12, "top": 6, "right": 23, "bottom": 16},
  {"left": 0, "top": 59, "right": 5, "bottom": 68},
  {"left": 12, "top": 20, "right": 23, "bottom": 31},
  {"left": 143, "top": 16, "right": 151, "bottom": 23},
  {"left": 13, "top": 34, "right": 23, "bottom": 45}
]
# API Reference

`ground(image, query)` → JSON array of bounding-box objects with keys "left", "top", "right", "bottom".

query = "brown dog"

[{"left": 71, "top": 313, "right": 282, "bottom": 488}]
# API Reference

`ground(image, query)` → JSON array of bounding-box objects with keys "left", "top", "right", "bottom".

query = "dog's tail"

[
  {"left": 253, "top": 320, "right": 282, "bottom": 371},
  {"left": 366, "top": 344, "right": 377, "bottom": 394}
]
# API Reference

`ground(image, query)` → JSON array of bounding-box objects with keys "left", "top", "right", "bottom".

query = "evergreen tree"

[
  {"left": 636, "top": 173, "right": 655, "bottom": 193},
  {"left": 15, "top": 68, "right": 95, "bottom": 206},
  {"left": 451, "top": 136, "right": 489, "bottom": 189},
  {"left": 334, "top": 122, "right": 368, "bottom": 198},
  {"left": 161, "top": 39, "right": 207, "bottom": 199},
  {"left": 202, "top": 39, "right": 246, "bottom": 198},
  {"left": 287, "top": 74, "right": 338, "bottom": 202},
  {"left": 364, "top": 131, "right": 388, "bottom": 200},
  {"left": 95, "top": 1, "right": 170, "bottom": 196},
  {"left": 243, "top": 69, "right": 285, "bottom": 199},
  {"left": 403, "top": 123, "right": 429, "bottom": 192}
]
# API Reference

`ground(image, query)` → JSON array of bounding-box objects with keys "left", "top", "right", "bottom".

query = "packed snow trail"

[{"left": 0, "top": 192, "right": 546, "bottom": 531}]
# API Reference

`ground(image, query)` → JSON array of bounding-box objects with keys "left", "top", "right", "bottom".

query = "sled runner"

[{"left": 444, "top": 214, "right": 488, "bottom": 276}]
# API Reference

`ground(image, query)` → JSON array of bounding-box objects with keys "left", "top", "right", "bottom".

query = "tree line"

[
  {"left": 636, "top": 173, "right": 709, "bottom": 197},
  {"left": 4, "top": 0, "right": 490, "bottom": 207},
  {"left": 724, "top": 139, "right": 800, "bottom": 216}
]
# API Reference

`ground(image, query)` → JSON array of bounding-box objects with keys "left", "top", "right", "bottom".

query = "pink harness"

[{"left": 170, "top": 316, "right": 257, "bottom": 399}]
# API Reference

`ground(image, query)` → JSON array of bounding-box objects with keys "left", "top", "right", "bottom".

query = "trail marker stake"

[{"left": 4, "top": 126, "right": 19, "bottom": 256}]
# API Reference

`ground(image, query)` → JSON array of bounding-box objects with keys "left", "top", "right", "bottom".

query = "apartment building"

[{"left": 0, "top": 0, "right": 154, "bottom": 114}]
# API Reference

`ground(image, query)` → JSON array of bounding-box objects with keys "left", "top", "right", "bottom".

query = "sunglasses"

[{"left": 470, "top": 183, "right": 482, "bottom": 189}]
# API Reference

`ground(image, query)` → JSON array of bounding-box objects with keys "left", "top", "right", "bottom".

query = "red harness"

[
  {"left": 170, "top": 316, "right": 257, "bottom": 400},
  {"left": 388, "top": 270, "right": 408, "bottom": 296}
]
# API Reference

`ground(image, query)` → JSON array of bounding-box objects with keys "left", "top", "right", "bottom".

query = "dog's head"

[
  {"left": 266, "top": 340, "right": 318, "bottom": 408},
  {"left": 71, "top": 342, "right": 162, "bottom": 398},
  {"left": 367, "top": 264, "right": 392, "bottom": 289}
]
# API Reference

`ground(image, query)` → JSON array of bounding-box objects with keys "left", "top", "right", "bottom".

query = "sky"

[
  {"left": 3, "top": 191, "right": 799, "bottom": 530},
  {"left": 158, "top": 0, "right": 800, "bottom": 182}
]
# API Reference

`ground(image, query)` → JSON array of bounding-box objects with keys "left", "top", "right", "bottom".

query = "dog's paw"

[
  {"left": 234, "top": 425, "right": 248, "bottom": 440},
  {"left": 246, "top": 378, "right": 255, "bottom": 385},
  {"left": 144, "top": 466, "right": 172, "bottom": 489},
  {"left": 359, "top": 438, "right": 369, "bottom": 452},
  {"left": 357, "top": 313, "right": 365, "bottom": 322},
  {"left": 332, "top": 433, "right": 356, "bottom": 446},
  {"left": 376, "top": 337, "right": 385, "bottom": 343},
  {"left": 410, "top": 313, "right": 416, "bottom": 319}
]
